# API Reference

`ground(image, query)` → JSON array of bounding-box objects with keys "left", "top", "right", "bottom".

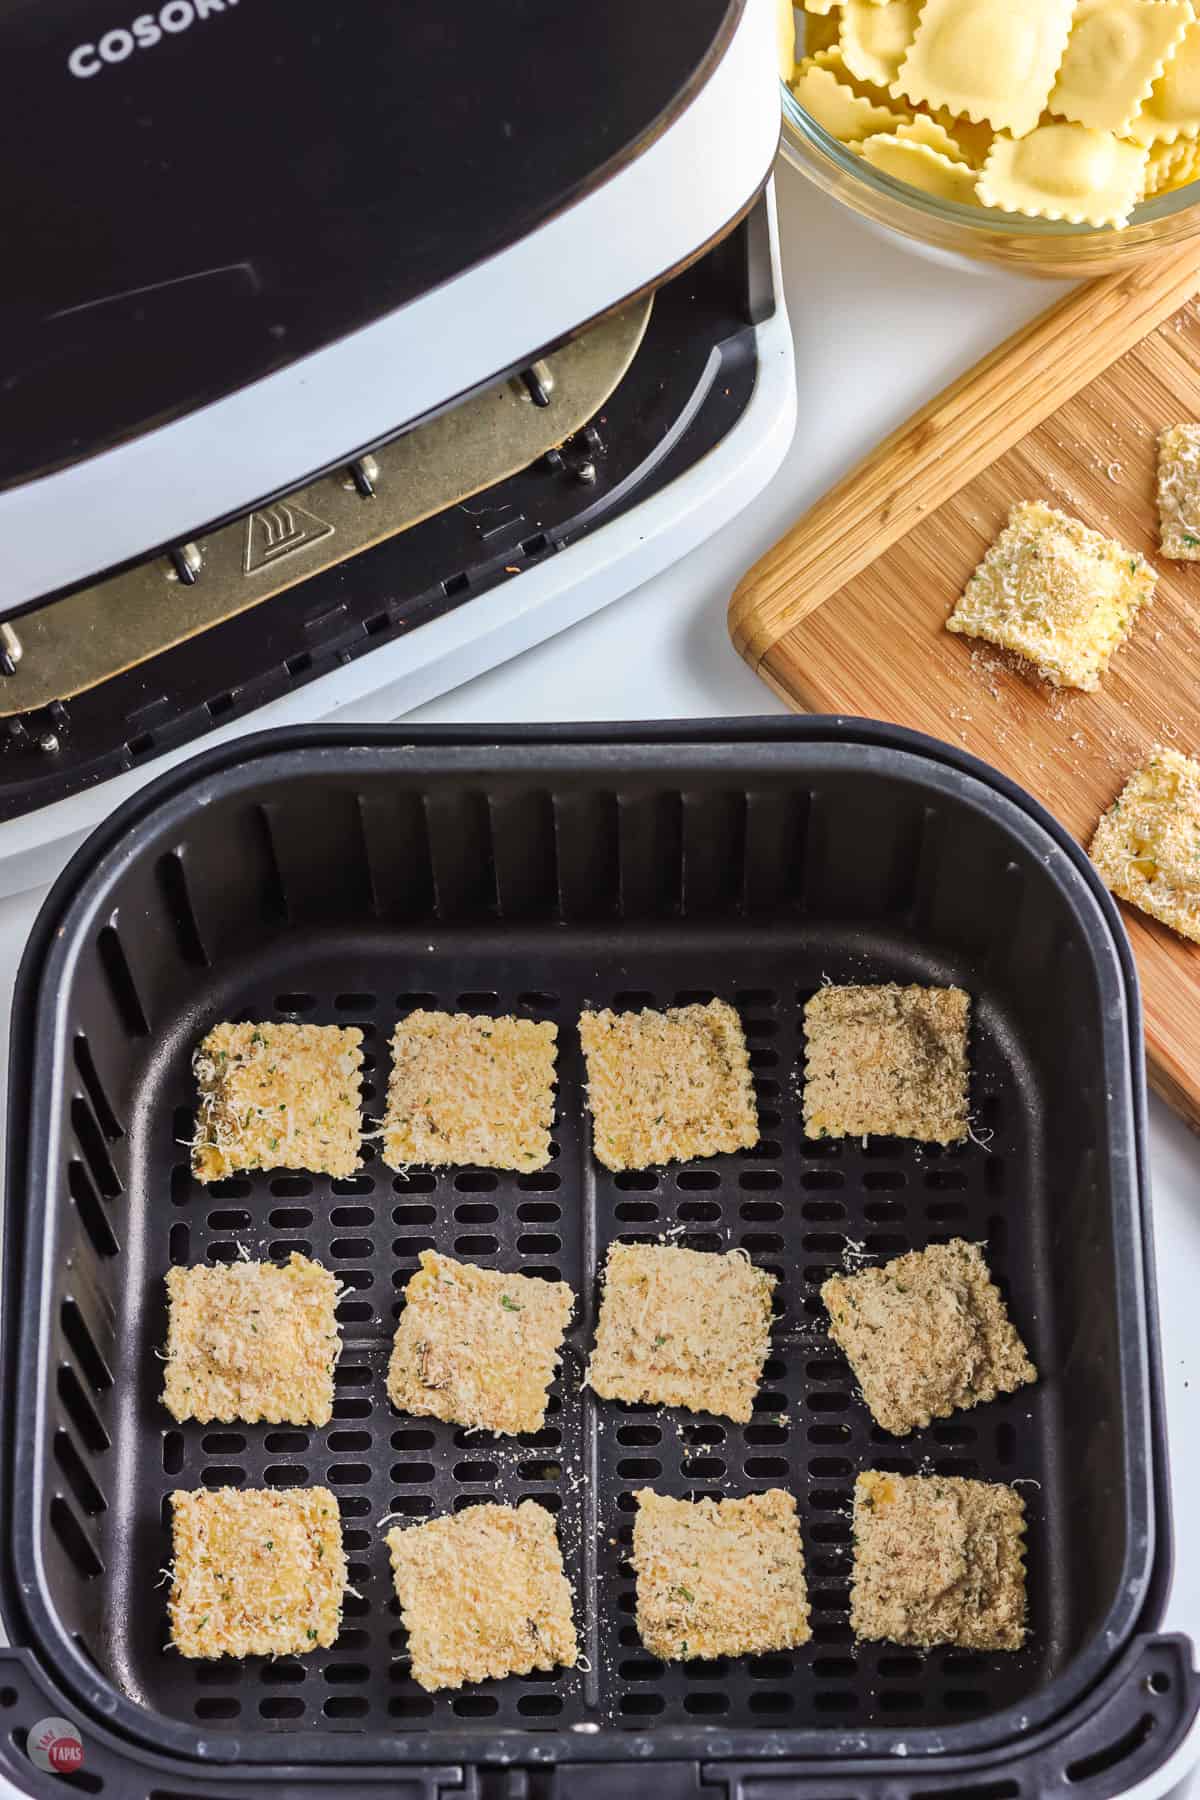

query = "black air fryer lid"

[{"left": 3, "top": 0, "right": 737, "bottom": 491}]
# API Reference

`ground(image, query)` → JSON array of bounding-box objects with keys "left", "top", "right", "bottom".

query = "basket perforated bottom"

[{"left": 103, "top": 927, "right": 1055, "bottom": 1738}]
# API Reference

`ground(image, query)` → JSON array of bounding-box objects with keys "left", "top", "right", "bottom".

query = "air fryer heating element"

[{"left": 0, "top": 721, "right": 1194, "bottom": 1800}]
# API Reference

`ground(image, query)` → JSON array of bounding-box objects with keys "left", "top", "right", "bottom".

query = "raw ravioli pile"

[{"left": 785, "top": 0, "right": 1200, "bottom": 227}]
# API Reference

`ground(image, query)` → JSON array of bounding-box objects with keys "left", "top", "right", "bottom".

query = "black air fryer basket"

[{"left": 1, "top": 719, "right": 1195, "bottom": 1800}]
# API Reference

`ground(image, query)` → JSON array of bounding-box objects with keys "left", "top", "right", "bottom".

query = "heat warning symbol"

[{"left": 243, "top": 500, "right": 334, "bottom": 574}]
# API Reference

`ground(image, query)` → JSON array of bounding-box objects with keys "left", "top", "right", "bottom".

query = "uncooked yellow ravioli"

[
  {"left": 892, "top": 0, "right": 1077, "bottom": 139},
  {"left": 812, "top": 45, "right": 897, "bottom": 109},
  {"left": 979, "top": 123, "right": 1148, "bottom": 227},
  {"left": 802, "top": 9, "right": 842, "bottom": 55},
  {"left": 925, "top": 105, "right": 995, "bottom": 168},
  {"left": 791, "top": 60, "right": 909, "bottom": 141},
  {"left": 1050, "top": 0, "right": 1191, "bottom": 137},
  {"left": 1130, "top": 16, "right": 1200, "bottom": 145},
  {"left": 840, "top": 0, "right": 921, "bottom": 90},
  {"left": 1143, "top": 137, "right": 1200, "bottom": 198},
  {"left": 778, "top": 0, "right": 797, "bottom": 78},
  {"left": 859, "top": 134, "right": 980, "bottom": 204},
  {"left": 888, "top": 114, "right": 972, "bottom": 164}
]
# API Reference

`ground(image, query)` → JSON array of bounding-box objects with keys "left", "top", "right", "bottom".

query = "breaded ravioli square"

[
  {"left": 387, "top": 1251, "right": 574, "bottom": 1435},
  {"left": 1157, "top": 425, "right": 1200, "bottom": 559},
  {"left": 169, "top": 1486, "right": 346, "bottom": 1660},
  {"left": 945, "top": 501, "right": 1154, "bottom": 691},
  {"left": 192, "top": 1022, "right": 363, "bottom": 1182},
  {"left": 803, "top": 983, "right": 970, "bottom": 1144},
  {"left": 578, "top": 998, "right": 758, "bottom": 1172},
  {"left": 163, "top": 1252, "right": 341, "bottom": 1427},
  {"left": 383, "top": 1011, "right": 557, "bottom": 1171},
  {"left": 631, "top": 1489, "right": 811, "bottom": 1662},
  {"left": 386, "top": 1500, "right": 578, "bottom": 1691},
  {"left": 1090, "top": 746, "right": 1200, "bottom": 944},
  {"left": 822, "top": 1239, "right": 1036, "bottom": 1436},
  {"left": 588, "top": 1241, "right": 775, "bottom": 1424},
  {"left": 851, "top": 1471, "right": 1027, "bottom": 1651}
]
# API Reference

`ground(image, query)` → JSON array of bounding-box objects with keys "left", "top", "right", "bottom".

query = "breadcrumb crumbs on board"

[
  {"left": 578, "top": 998, "right": 758, "bottom": 1172},
  {"left": 1156, "top": 424, "right": 1200, "bottom": 559},
  {"left": 1090, "top": 746, "right": 1200, "bottom": 944},
  {"left": 945, "top": 501, "right": 1155, "bottom": 691},
  {"left": 387, "top": 1250, "right": 574, "bottom": 1435},
  {"left": 385, "top": 1500, "right": 578, "bottom": 1692},
  {"left": 382, "top": 1011, "right": 557, "bottom": 1171},
  {"left": 631, "top": 1488, "right": 811, "bottom": 1662},
  {"left": 803, "top": 983, "right": 970, "bottom": 1144},
  {"left": 851, "top": 1470, "right": 1027, "bottom": 1651},
  {"left": 822, "top": 1239, "right": 1037, "bottom": 1437},
  {"left": 162, "top": 1252, "right": 341, "bottom": 1427},
  {"left": 588, "top": 1241, "right": 775, "bottom": 1424},
  {"left": 169, "top": 1486, "right": 346, "bottom": 1660},
  {"left": 191, "top": 1022, "right": 363, "bottom": 1182}
]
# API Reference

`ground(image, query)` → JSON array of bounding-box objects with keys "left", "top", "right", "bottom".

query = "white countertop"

[{"left": 0, "top": 158, "right": 1196, "bottom": 1795}]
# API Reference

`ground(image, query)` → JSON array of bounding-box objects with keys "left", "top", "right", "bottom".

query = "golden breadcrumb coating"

[
  {"left": 383, "top": 1011, "right": 557, "bottom": 1171},
  {"left": 1090, "top": 746, "right": 1200, "bottom": 944},
  {"left": 169, "top": 1486, "right": 346, "bottom": 1659},
  {"left": 851, "top": 1471, "right": 1026, "bottom": 1650},
  {"left": 163, "top": 1252, "right": 341, "bottom": 1426},
  {"left": 588, "top": 1241, "right": 775, "bottom": 1424},
  {"left": 631, "top": 1489, "right": 811, "bottom": 1661},
  {"left": 578, "top": 999, "right": 758, "bottom": 1172},
  {"left": 386, "top": 1501, "right": 578, "bottom": 1691},
  {"left": 823, "top": 1239, "right": 1036, "bottom": 1436},
  {"left": 192, "top": 1022, "right": 362, "bottom": 1181},
  {"left": 387, "top": 1250, "right": 573, "bottom": 1435},
  {"left": 803, "top": 983, "right": 970, "bottom": 1143}
]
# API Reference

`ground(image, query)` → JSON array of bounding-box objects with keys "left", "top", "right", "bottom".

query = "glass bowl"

[{"left": 779, "top": 77, "right": 1200, "bottom": 277}]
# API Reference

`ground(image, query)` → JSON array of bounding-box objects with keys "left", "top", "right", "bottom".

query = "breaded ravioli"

[
  {"left": 822, "top": 1239, "right": 1036, "bottom": 1436},
  {"left": 163, "top": 1253, "right": 341, "bottom": 1427},
  {"left": 588, "top": 1242, "right": 775, "bottom": 1424},
  {"left": 387, "top": 1251, "right": 573, "bottom": 1435},
  {"left": 631, "top": 1489, "right": 811, "bottom": 1661},
  {"left": 578, "top": 999, "right": 758, "bottom": 1172},
  {"left": 169, "top": 1486, "right": 346, "bottom": 1659},
  {"left": 383, "top": 1011, "right": 557, "bottom": 1171},
  {"left": 385, "top": 1501, "right": 578, "bottom": 1691},
  {"left": 851, "top": 1471, "right": 1027, "bottom": 1651},
  {"left": 192, "top": 1022, "right": 362, "bottom": 1181},
  {"left": 803, "top": 982, "right": 970, "bottom": 1143}
]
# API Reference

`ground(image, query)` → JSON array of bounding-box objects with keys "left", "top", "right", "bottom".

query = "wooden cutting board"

[{"left": 730, "top": 245, "right": 1200, "bottom": 1129}]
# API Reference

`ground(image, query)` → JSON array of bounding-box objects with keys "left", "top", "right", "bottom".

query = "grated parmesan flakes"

[
  {"left": 191, "top": 1022, "right": 363, "bottom": 1182},
  {"left": 578, "top": 998, "right": 758, "bottom": 1173},
  {"left": 631, "top": 1489, "right": 811, "bottom": 1662},
  {"left": 851, "top": 1470, "right": 1027, "bottom": 1651},
  {"left": 945, "top": 501, "right": 1154, "bottom": 691},
  {"left": 386, "top": 1500, "right": 578, "bottom": 1692},
  {"left": 588, "top": 1241, "right": 775, "bottom": 1424},
  {"left": 1156, "top": 424, "right": 1200, "bottom": 559},
  {"left": 382, "top": 1011, "right": 557, "bottom": 1172},
  {"left": 387, "top": 1250, "right": 574, "bottom": 1435},
  {"left": 822, "top": 1239, "right": 1036, "bottom": 1437},
  {"left": 1090, "top": 746, "right": 1200, "bottom": 944},
  {"left": 169, "top": 1486, "right": 346, "bottom": 1660},
  {"left": 803, "top": 983, "right": 970, "bottom": 1144},
  {"left": 163, "top": 1252, "right": 341, "bottom": 1427}
]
